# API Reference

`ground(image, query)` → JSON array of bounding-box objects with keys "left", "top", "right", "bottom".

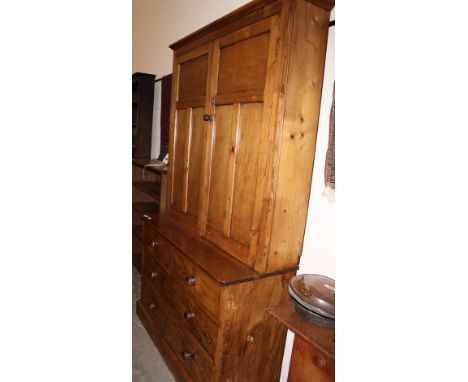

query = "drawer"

[
  {"left": 169, "top": 247, "right": 222, "bottom": 320},
  {"left": 143, "top": 226, "right": 175, "bottom": 274},
  {"left": 139, "top": 280, "right": 169, "bottom": 332},
  {"left": 141, "top": 253, "right": 178, "bottom": 300},
  {"left": 169, "top": 286, "right": 220, "bottom": 360},
  {"left": 132, "top": 209, "right": 142, "bottom": 226},
  {"left": 142, "top": 254, "right": 219, "bottom": 360},
  {"left": 163, "top": 309, "right": 216, "bottom": 382}
]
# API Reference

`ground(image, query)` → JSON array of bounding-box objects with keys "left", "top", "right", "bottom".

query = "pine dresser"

[{"left": 136, "top": 0, "right": 334, "bottom": 380}]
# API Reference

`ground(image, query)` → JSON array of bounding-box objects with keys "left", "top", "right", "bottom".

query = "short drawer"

[
  {"left": 143, "top": 226, "right": 174, "bottom": 274},
  {"left": 139, "top": 280, "right": 169, "bottom": 332},
  {"left": 141, "top": 252, "right": 178, "bottom": 300}
]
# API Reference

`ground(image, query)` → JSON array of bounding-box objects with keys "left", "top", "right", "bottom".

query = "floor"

[{"left": 133, "top": 266, "right": 175, "bottom": 382}]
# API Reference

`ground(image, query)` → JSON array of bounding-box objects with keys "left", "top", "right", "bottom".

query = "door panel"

[
  {"left": 186, "top": 107, "right": 205, "bottom": 218},
  {"left": 206, "top": 104, "right": 237, "bottom": 232},
  {"left": 202, "top": 17, "right": 279, "bottom": 265},
  {"left": 230, "top": 102, "right": 263, "bottom": 245},
  {"left": 172, "top": 108, "right": 189, "bottom": 211},
  {"left": 217, "top": 32, "right": 269, "bottom": 97},
  {"left": 178, "top": 54, "right": 208, "bottom": 107},
  {"left": 169, "top": 46, "right": 210, "bottom": 227}
]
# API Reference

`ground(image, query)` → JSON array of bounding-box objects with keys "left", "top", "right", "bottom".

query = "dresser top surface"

[{"left": 144, "top": 214, "right": 267, "bottom": 285}]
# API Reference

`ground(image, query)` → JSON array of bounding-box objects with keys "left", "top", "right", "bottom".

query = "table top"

[
  {"left": 267, "top": 300, "right": 335, "bottom": 359},
  {"left": 132, "top": 158, "right": 168, "bottom": 173}
]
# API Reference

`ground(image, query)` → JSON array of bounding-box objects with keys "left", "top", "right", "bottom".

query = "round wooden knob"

[
  {"left": 184, "top": 311, "right": 195, "bottom": 320},
  {"left": 150, "top": 271, "right": 159, "bottom": 279},
  {"left": 181, "top": 351, "right": 193, "bottom": 360},
  {"left": 314, "top": 356, "right": 326, "bottom": 369},
  {"left": 148, "top": 301, "right": 157, "bottom": 310},
  {"left": 150, "top": 241, "right": 159, "bottom": 248},
  {"left": 185, "top": 275, "right": 196, "bottom": 285}
]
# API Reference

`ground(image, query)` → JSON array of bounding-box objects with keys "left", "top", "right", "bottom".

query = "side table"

[{"left": 267, "top": 300, "right": 335, "bottom": 381}]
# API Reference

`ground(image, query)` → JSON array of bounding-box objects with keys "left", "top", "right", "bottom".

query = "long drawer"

[{"left": 143, "top": 225, "right": 222, "bottom": 320}]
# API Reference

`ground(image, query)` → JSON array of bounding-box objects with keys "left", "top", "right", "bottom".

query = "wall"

[
  {"left": 132, "top": 0, "right": 251, "bottom": 75},
  {"left": 133, "top": 1, "right": 335, "bottom": 379}
]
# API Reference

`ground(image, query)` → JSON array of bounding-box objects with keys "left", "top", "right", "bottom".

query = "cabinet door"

[
  {"left": 201, "top": 17, "right": 280, "bottom": 267},
  {"left": 168, "top": 45, "right": 210, "bottom": 230}
]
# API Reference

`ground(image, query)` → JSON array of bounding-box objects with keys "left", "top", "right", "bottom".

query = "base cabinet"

[
  {"left": 137, "top": 217, "right": 293, "bottom": 382},
  {"left": 137, "top": 0, "right": 334, "bottom": 380}
]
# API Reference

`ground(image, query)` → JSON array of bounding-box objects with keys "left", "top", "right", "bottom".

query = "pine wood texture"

[
  {"left": 138, "top": 217, "right": 294, "bottom": 382},
  {"left": 288, "top": 335, "right": 334, "bottom": 382},
  {"left": 267, "top": 301, "right": 335, "bottom": 381},
  {"left": 137, "top": 0, "right": 334, "bottom": 380},
  {"left": 167, "top": 0, "right": 331, "bottom": 273},
  {"left": 267, "top": 301, "right": 335, "bottom": 359}
]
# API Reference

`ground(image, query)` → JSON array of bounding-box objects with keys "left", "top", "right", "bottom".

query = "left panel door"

[{"left": 168, "top": 45, "right": 210, "bottom": 231}]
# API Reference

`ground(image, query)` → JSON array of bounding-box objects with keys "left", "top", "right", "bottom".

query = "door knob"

[{"left": 203, "top": 114, "right": 213, "bottom": 121}]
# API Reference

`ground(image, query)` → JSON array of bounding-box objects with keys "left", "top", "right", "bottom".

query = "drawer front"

[
  {"left": 141, "top": 250, "right": 170, "bottom": 293},
  {"left": 168, "top": 285, "right": 219, "bottom": 360},
  {"left": 164, "top": 309, "right": 216, "bottom": 382},
  {"left": 288, "top": 335, "right": 335, "bottom": 382},
  {"left": 139, "top": 280, "right": 169, "bottom": 332},
  {"left": 143, "top": 227, "right": 174, "bottom": 274}
]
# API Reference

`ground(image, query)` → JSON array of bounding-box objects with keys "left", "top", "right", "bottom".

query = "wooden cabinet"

[
  {"left": 137, "top": 215, "right": 293, "bottom": 382},
  {"left": 132, "top": 159, "right": 167, "bottom": 271},
  {"left": 137, "top": 0, "right": 334, "bottom": 380},
  {"left": 133, "top": 72, "right": 155, "bottom": 158},
  {"left": 267, "top": 301, "right": 335, "bottom": 381},
  {"left": 166, "top": 0, "right": 333, "bottom": 273}
]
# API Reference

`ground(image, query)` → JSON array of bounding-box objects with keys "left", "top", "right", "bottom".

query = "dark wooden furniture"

[
  {"left": 137, "top": 0, "right": 334, "bottom": 380},
  {"left": 132, "top": 159, "right": 167, "bottom": 271},
  {"left": 267, "top": 301, "right": 335, "bottom": 381},
  {"left": 133, "top": 72, "right": 155, "bottom": 158},
  {"left": 159, "top": 74, "right": 173, "bottom": 160}
]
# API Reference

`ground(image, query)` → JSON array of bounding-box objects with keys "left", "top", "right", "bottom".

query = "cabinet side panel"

[
  {"left": 216, "top": 273, "right": 293, "bottom": 382},
  {"left": 267, "top": 1, "right": 330, "bottom": 272}
]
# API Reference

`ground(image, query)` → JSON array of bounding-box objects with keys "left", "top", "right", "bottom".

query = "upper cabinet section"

[{"left": 167, "top": 0, "right": 333, "bottom": 274}]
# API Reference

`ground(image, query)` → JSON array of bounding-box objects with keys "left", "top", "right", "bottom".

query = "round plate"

[{"left": 288, "top": 274, "right": 335, "bottom": 319}]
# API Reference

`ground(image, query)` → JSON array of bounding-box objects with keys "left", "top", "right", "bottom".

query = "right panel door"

[{"left": 203, "top": 16, "right": 280, "bottom": 267}]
